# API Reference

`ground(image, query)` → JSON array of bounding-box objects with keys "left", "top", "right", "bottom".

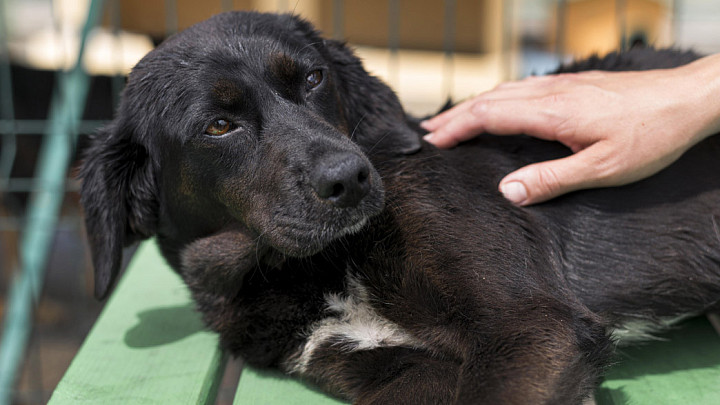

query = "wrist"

[{"left": 681, "top": 54, "right": 720, "bottom": 142}]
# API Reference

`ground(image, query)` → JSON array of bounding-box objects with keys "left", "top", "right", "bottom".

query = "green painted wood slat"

[
  {"left": 48, "top": 240, "right": 226, "bottom": 405},
  {"left": 597, "top": 316, "right": 720, "bottom": 405},
  {"left": 234, "top": 367, "right": 348, "bottom": 405}
]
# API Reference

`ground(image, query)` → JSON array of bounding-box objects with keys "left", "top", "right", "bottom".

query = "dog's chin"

[
  {"left": 251, "top": 178, "right": 385, "bottom": 258},
  {"left": 273, "top": 216, "right": 370, "bottom": 257},
  {"left": 263, "top": 200, "right": 383, "bottom": 258}
]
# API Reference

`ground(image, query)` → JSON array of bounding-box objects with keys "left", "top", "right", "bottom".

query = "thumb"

[{"left": 498, "top": 152, "right": 605, "bottom": 206}]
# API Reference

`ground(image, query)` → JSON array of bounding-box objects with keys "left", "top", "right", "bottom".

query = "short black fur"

[{"left": 80, "top": 12, "right": 720, "bottom": 404}]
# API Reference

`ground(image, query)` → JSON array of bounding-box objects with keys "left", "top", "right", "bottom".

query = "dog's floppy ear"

[
  {"left": 80, "top": 122, "right": 158, "bottom": 299},
  {"left": 323, "top": 39, "right": 422, "bottom": 155}
]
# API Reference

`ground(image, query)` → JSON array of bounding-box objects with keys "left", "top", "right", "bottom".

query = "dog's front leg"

[
  {"left": 177, "top": 227, "right": 271, "bottom": 340},
  {"left": 179, "top": 228, "right": 264, "bottom": 295},
  {"left": 294, "top": 345, "right": 460, "bottom": 405},
  {"left": 179, "top": 229, "right": 347, "bottom": 367}
]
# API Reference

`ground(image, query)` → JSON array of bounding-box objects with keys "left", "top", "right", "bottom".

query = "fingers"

[
  {"left": 499, "top": 146, "right": 612, "bottom": 206},
  {"left": 423, "top": 97, "right": 561, "bottom": 148},
  {"left": 421, "top": 98, "right": 476, "bottom": 133},
  {"left": 421, "top": 101, "right": 490, "bottom": 148},
  {"left": 421, "top": 77, "right": 552, "bottom": 134}
]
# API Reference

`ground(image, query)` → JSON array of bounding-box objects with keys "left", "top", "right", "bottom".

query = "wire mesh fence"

[{"left": 1, "top": 0, "right": 719, "bottom": 403}]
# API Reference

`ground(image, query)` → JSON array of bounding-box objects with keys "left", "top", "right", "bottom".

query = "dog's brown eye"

[
  {"left": 205, "top": 119, "right": 232, "bottom": 136},
  {"left": 306, "top": 70, "right": 323, "bottom": 89}
]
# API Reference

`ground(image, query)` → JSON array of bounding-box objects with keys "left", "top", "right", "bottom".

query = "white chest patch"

[{"left": 288, "top": 276, "right": 422, "bottom": 374}]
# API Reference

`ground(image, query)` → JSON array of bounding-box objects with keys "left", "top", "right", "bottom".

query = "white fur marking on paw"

[{"left": 611, "top": 313, "right": 694, "bottom": 345}]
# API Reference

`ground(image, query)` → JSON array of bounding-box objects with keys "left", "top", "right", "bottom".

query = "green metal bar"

[
  {"left": 0, "top": 0, "right": 106, "bottom": 403},
  {"left": 0, "top": 119, "right": 108, "bottom": 135},
  {"left": 0, "top": 218, "right": 82, "bottom": 232},
  {"left": 0, "top": 178, "right": 81, "bottom": 193},
  {"left": 0, "top": 0, "right": 17, "bottom": 184}
]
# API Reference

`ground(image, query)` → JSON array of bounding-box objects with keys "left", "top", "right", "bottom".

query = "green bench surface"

[
  {"left": 598, "top": 316, "right": 720, "bottom": 404},
  {"left": 48, "top": 241, "right": 227, "bottom": 404},
  {"left": 50, "top": 240, "right": 720, "bottom": 404}
]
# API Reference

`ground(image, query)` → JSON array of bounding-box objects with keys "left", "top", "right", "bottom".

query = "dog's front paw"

[{"left": 180, "top": 228, "right": 265, "bottom": 294}]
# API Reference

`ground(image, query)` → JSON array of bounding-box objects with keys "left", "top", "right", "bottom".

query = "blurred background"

[{"left": 0, "top": 0, "right": 719, "bottom": 403}]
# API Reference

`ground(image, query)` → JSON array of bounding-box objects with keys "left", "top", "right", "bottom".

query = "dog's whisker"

[
  {"left": 298, "top": 41, "right": 324, "bottom": 55},
  {"left": 253, "top": 232, "right": 265, "bottom": 270},
  {"left": 366, "top": 129, "right": 393, "bottom": 155},
  {"left": 349, "top": 113, "right": 369, "bottom": 142}
]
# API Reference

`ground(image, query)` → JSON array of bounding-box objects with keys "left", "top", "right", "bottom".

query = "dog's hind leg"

[{"left": 449, "top": 308, "right": 611, "bottom": 405}]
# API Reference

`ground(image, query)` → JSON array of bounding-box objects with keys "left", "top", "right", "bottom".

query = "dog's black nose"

[{"left": 311, "top": 153, "right": 371, "bottom": 208}]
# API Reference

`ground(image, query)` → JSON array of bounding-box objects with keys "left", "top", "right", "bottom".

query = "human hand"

[{"left": 421, "top": 54, "right": 720, "bottom": 206}]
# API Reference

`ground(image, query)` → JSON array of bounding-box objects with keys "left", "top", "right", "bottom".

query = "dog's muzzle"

[{"left": 310, "top": 152, "right": 371, "bottom": 208}]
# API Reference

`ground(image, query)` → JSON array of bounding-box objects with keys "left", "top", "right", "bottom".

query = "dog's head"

[{"left": 81, "top": 12, "right": 421, "bottom": 299}]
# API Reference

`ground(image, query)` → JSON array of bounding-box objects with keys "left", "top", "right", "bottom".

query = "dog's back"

[
  {"left": 543, "top": 137, "right": 720, "bottom": 324},
  {"left": 407, "top": 47, "right": 720, "bottom": 331},
  {"left": 441, "top": 132, "right": 720, "bottom": 324},
  {"left": 526, "top": 48, "right": 720, "bottom": 327}
]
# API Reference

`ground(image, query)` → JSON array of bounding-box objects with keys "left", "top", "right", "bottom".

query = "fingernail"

[
  {"left": 419, "top": 120, "right": 430, "bottom": 129},
  {"left": 423, "top": 133, "right": 434, "bottom": 142},
  {"left": 500, "top": 181, "right": 528, "bottom": 205}
]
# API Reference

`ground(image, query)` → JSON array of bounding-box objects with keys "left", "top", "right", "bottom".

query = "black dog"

[{"left": 80, "top": 12, "right": 720, "bottom": 404}]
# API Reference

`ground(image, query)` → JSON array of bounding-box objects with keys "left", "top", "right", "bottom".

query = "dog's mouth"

[
  {"left": 260, "top": 194, "right": 383, "bottom": 257},
  {"left": 266, "top": 216, "right": 370, "bottom": 257}
]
